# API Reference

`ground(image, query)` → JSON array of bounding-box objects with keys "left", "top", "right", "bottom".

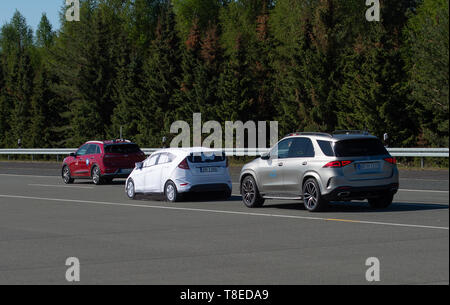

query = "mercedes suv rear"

[{"left": 240, "top": 131, "right": 399, "bottom": 212}]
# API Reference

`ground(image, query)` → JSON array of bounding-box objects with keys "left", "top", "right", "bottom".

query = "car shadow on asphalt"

[
  {"left": 262, "top": 201, "right": 449, "bottom": 213},
  {"left": 135, "top": 194, "right": 243, "bottom": 203}
]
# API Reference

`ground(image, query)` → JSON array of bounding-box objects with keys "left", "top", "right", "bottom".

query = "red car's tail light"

[
  {"left": 384, "top": 157, "right": 397, "bottom": 165},
  {"left": 178, "top": 158, "right": 190, "bottom": 170},
  {"left": 323, "top": 160, "right": 354, "bottom": 168}
]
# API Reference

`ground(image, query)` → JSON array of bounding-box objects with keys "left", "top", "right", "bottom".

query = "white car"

[{"left": 125, "top": 148, "right": 232, "bottom": 202}]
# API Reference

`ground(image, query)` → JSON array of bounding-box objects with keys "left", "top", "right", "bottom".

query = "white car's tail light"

[{"left": 178, "top": 158, "right": 190, "bottom": 170}]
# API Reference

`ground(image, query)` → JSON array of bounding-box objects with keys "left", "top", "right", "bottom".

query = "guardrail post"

[{"left": 421, "top": 157, "right": 424, "bottom": 169}]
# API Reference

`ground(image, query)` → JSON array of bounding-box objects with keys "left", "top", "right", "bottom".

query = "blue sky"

[{"left": 0, "top": 0, "right": 63, "bottom": 32}]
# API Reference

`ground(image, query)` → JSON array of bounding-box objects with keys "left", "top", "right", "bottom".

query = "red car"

[{"left": 62, "top": 140, "right": 146, "bottom": 185}]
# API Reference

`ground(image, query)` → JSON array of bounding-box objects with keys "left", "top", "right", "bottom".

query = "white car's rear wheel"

[
  {"left": 165, "top": 181, "right": 180, "bottom": 202},
  {"left": 126, "top": 179, "right": 136, "bottom": 199}
]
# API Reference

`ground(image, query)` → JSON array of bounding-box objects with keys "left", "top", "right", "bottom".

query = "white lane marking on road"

[
  {"left": 0, "top": 194, "right": 448, "bottom": 231},
  {"left": 0, "top": 174, "right": 55, "bottom": 178},
  {"left": 28, "top": 184, "right": 94, "bottom": 189},
  {"left": 399, "top": 189, "right": 448, "bottom": 194},
  {"left": 402, "top": 178, "right": 449, "bottom": 182}
]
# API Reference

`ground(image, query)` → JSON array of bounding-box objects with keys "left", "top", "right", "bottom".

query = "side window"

[
  {"left": 145, "top": 154, "right": 159, "bottom": 167},
  {"left": 288, "top": 138, "right": 315, "bottom": 158},
  {"left": 317, "top": 140, "right": 334, "bottom": 157},
  {"left": 96, "top": 145, "right": 101, "bottom": 154},
  {"left": 270, "top": 139, "right": 293, "bottom": 159},
  {"left": 76, "top": 144, "right": 89, "bottom": 156},
  {"left": 157, "top": 153, "right": 168, "bottom": 165},
  {"left": 167, "top": 153, "right": 175, "bottom": 163},
  {"left": 86, "top": 144, "right": 99, "bottom": 155}
]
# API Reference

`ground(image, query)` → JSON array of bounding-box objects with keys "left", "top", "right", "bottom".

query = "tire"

[
  {"left": 241, "top": 176, "right": 265, "bottom": 208},
  {"left": 221, "top": 187, "right": 232, "bottom": 200},
  {"left": 126, "top": 179, "right": 136, "bottom": 199},
  {"left": 303, "top": 178, "right": 328, "bottom": 212},
  {"left": 91, "top": 166, "right": 103, "bottom": 185},
  {"left": 368, "top": 193, "right": 393, "bottom": 209},
  {"left": 62, "top": 165, "right": 74, "bottom": 184},
  {"left": 104, "top": 177, "right": 113, "bottom": 184},
  {"left": 165, "top": 181, "right": 180, "bottom": 202}
]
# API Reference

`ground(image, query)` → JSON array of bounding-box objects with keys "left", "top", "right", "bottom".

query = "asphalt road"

[{"left": 0, "top": 162, "right": 448, "bottom": 284}]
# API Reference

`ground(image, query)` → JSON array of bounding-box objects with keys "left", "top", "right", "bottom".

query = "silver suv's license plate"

[
  {"left": 357, "top": 162, "right": 379, "bottom": 171},
  {"left": 200, "top": 167, "right": 218, "bottom": 173}
]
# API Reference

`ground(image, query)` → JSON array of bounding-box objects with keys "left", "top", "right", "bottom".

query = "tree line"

[{"left": 0, "top": 0, "right": 448, "bottom": 149}]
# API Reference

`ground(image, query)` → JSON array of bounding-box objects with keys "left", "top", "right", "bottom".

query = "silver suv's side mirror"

[{"left": 261, "top": 152, "right": 270, "bottom": 160}]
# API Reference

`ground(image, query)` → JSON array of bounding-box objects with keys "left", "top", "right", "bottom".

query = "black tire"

[
  {"left": 62, "top": 165, "right": 74, "bottom": 184},
  {"left": 221, "top": 187, "right": 232, "bottom": 200},
  {"left": 126, "top": 179, "right": 136, "bottom": 199},
  {"left": 165, "top": 181, "right": 180, "bottom": 202},
  {"left": 103, "top": 177, "right": 113, "bottom": 184},
  {"left": 241, "top": 176, "right": 265, "bottom": 208},
  {"left": 368, "top": 193, "right": 393, "bottom": 209},
  {"left": 91, "top": 166, "right": 103, "bottom": 185},
  {"left": 302, "top": 178, "right": 328, "bottom": 212}
]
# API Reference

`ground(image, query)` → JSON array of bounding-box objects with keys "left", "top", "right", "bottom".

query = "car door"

[
  {"left": 146, "top": 153, "right": 170, "bottom": 193},
  {"left": 282, "top": 137, "right": 315, "bottom": 195},
  {"left": 84, "top": 144, "right": 100, "bottom": 174},
  {"left": 72, "top": 144, "right": 90, "bottom": 176},
  {"left": 155, "top": 153, "right": 176, "bottom": 193},
  {"left": 141, "top": 153, "right": 160, "bottom": 193},
  {"left": 257, "top": 138, "right": 293, "bottom": 194}
]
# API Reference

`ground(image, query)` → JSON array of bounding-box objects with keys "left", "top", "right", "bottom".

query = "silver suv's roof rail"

[
  {"left": 332, "top": 130, "right": 371, "bottom": 136},
  {"left": 285, "top": 132, "right": 333, "bottom": 138}
]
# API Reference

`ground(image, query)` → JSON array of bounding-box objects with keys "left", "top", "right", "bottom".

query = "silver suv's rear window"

[
  {"left": 317, "top": 139, "right": 388, "bottom": 157},
  {"left": 334, "top": 139, "right": 388, "bottom": 157}
]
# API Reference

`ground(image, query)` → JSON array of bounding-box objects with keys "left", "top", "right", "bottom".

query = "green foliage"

[
  {"left": 0, "top": 0, "right": 447, "bottom": 150},
  {"left": 404, "top": 0, "right": 449, "bottom": 147}
]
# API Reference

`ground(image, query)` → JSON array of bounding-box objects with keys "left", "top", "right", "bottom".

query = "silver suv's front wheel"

[
  {"left": 241, "top": 176, "right": 265, "bottom": 208},
  {"left": 303, "top": 178, "right": 328, "bottom": 212}
]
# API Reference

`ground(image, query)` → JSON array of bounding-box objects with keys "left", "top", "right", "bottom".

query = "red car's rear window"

[{"left": 104, "top": 144, "right": 141, "bottom": 154}]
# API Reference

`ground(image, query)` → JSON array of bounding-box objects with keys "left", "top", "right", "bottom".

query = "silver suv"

[{"left": 240, "top": 131, "right": 399, "bottom": 212}]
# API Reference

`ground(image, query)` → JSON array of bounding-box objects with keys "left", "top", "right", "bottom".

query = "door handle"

[
  {"left": 278, "top": 162, "right": 283, "bottom": 167},
  {"left": 302, "top": 161, "right": 308, "bottom": 166}
]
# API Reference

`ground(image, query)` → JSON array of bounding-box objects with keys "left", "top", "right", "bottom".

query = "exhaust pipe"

[{"left": 337, "top": 191, "right": 350, "bottom": 197}]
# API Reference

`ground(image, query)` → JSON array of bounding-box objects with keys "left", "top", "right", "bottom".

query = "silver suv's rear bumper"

[{"left": 322, "top": 183, "right": 399, "bottom": 201}]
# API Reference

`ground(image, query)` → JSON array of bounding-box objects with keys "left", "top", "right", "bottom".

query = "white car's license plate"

[
  {"left": 200, "top": 167, "right": 218, "bottom": 173},
  {"left": 356, "top": 162, "right": 379, "bottom": 171}
]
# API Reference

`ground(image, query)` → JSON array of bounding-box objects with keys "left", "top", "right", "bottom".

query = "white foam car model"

[{"left": 125, "top": 148, "right": 232, "bottom": 202}]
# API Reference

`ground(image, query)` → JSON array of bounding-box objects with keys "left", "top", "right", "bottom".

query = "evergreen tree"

[
  {"left": 138, "top": 2, "right": 183, "bottom": 147},
  {"left": 404, "top": 0, "right": 449, "bottom": 146},
  {"left": 0, "top": 11, "right": 35, "bottom": 147}
]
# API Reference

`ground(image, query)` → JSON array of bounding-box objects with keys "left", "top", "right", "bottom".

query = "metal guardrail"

[{"left": 0, "top": 147, "right": 448, "bottom": 157}]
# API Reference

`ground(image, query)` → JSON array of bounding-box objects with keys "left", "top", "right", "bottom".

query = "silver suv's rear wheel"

[
  {"left": 303, "top": 178, "right": 328, "bottom": 212},
  {"left": 368, "top": 193, "right": 393, "bottom": 209}
]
